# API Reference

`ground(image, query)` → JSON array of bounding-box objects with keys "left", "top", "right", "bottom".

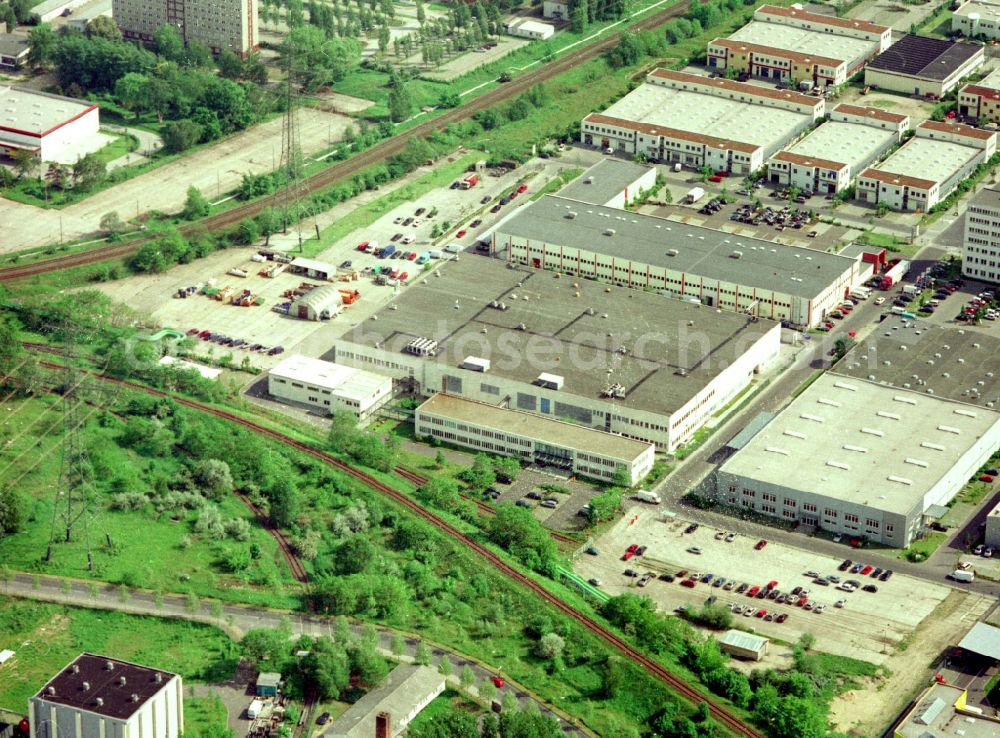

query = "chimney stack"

[{"left": 374, "top": 712, "right": 391, "bottom": 738}]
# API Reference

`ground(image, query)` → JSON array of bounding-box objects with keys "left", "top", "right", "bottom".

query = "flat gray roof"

[
  {"left": 0, "top": 33, "right": 29, "bottom": 57},
  {"left": 957, "top": 622, "right": 1000, "bottom": 660},
  {"left": 719, "top": 373, "right": 1000, "bottom": 515},
  {"left": 557, "top": 159, "right": 655, "bottom": 206},
  {"left": 494, "top": 195, "right": 857, "bottom": 299},
  {"left": 417, "top": 393, "right": 652, "bottom": 460},
  {"left": 0, "top": 86, "right": 95, "bottom": 136},
  {"left": 601, "top": 82, "right": 810, "bottom": 152},
  {"left": 323, "top": 665, "right": 443, "bottom": 738},
  {"left": 969, "top": 183, "right": 1000, "bottom": 210},
  {"left": 835, "top": 318, "right": 1000, "bottom": 408},
  {"left": 870, "top": 136, "right": 982, "bottom": 187},
  {"left": 340, "top": 256, "right": 777, "bottom": 415},
  {"left": 729, "top": 20, "right": 876, "bottom": 66},
  {"left": 897, "top": 683, "right": 996, "bottom": 738},
  {"left": 781, "top": 119, "right": 897, "bottom": 171}
]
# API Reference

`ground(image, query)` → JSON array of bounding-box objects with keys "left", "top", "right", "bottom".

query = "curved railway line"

[
  {"left": 33, "top": 358, "right": 762, "bottom": 738},
  {"left": 0, "top": 1, "right": 691, "bottom": 283}
]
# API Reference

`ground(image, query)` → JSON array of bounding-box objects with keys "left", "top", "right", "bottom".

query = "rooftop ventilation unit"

[
  {"left": 603, "top": 228, "right": 616, "bottom": 236},
  {"left": 105, "top": 661, "right": 115, "bottom": 671},
  {"left": 46, "top": 686, "right": 56, "bottom": 696},
  {"left": 460, "top": 356, "right": 491, "bottom": 373},
  {"left": 731, "top": 251, "right": 743, "bottom": 259},
  {"left": 937, "top": 425, "right": 960, "bottom": 434},
  {"left": 489, "top": 300, "right": 508, "bottom": 311},
  {"left": 892, "top": 395, "right": 917, "bottom": 405},
  {"left": 904, "top": 458, "right": 928, "bottom": 468},
  {"left": 666, "top": 248, "right": 679, "bottom": 256},
  {"left": 921, "top": 441, "right": 945, "bottom": 451},
  {"left": 860, "top": 427, "right": 884, "bottom": 437},
  {"left": 800, "top": 413, "right": 824, "bottom": 422},
  {"left": 566, "top": 212, "right": 577, "bottom": 219},
  {"left": 842, "top": 444, "right": 867, "bottom": 453},
  {"left": 131, "top": 694, "right": 140, "bottom": 703},
  {"left": 82, "top": 682, "right": 90, "bottom": 691},
  {"left": 954, "top": 408, "right": 977, "bottom": 418},
  {"left": 886, "top": 475, "right": 912, "bottom": 485},
  {"left": 154, "top": 674, "right": 162, "bottom": 684},
  {"left": 817, "top": 398, "right": 841, "bottom": 407},
  {"left": 833, "top": 381, "right": 857, "bottom": 391},
  {"left": 826, "top": 460, "right": 850, "bottom": 470},
  {"left": 71, "top": 665, "right": 80, "bottom": 674},
  {"left": 783, "top": 430, "right": 806, "bottom": 439},
  {"left": 535, "top": 373, "right": 564, "bottom": 390},
  {"left": 117, "top": 676, "right": 126, "bottom": 686},
  {"left": 404, "top": 337, "right": 439, "bottom": 357},
  {"left": 95, "top": 698, "right": 104, "bottom": 707},
  {"left": 876, "top": 411, "right": 900, "bottom": 420},
  {"left": 765, "top": 446, "right": 789, "bottom": 455}
]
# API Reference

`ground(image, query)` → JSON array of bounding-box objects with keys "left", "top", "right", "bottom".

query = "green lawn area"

[
  {"left": 898, "top": 531, "right": 947, "bottom": 562},
  {"left": 405, "top": 690, "right": 482, "bottom": 733},
  {"left": 184, "top": 695, "right": 232, "bottom": 738},
  {"left": 916, "top": 9, "right": 953, "bottom": 37},
  {"left": 0, "top": 395, "right": 299, "bottom": 608},
  {"left": 0, "top": 598, "right": 239, "bottom": 711}
]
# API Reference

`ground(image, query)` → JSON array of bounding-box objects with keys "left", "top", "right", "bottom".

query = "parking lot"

[{"left": 574, "top": 507, "right": 953, "bottom": 664}]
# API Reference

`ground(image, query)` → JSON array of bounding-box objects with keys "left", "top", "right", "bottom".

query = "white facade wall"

[
  {"left": 414, "top": 406, "right": 656, "bottom": 485},
  {"left": 985, "top": 505, "right": 1000, "bottom": 548},
  {"left": 830, "top": 107, "right": 909, "bottom": 137},
  {"left": 953, "top": 2, "right": 1000, "bottom": 40},
  {"left": 496, "top": 231, "right": 858, "bottom": 327},
  {"left": 39, "top": 108, "right": 100, "bottom": 160},
  {"left": 30, "top": 678, "right": 183, "bottom": 738},
  {"left": 855, "top": 174, "right": 938, "bottom": 211},
  {"left": 754, "top": 6, "right": 892, "bottom": 50},
  {"left": 767, "top": 157, "right": 849, "bottom": 193},
  {"left": 963, "top": 197, "right": 1000, "bottom": 282},
  {"left": 542, "top": 0, "right": 569, "bottom": 19},
  {"left": 645, "top": 71, "right": 825, "bottom": 116},
  {"left": 601, "top": 165, "right": 658, "bottom": 208},
  {"left": 267, "top": 371, "right": 392, "bottom": 421}
]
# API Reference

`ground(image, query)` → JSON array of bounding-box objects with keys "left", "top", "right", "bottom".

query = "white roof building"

[
  {"left": 268, "top": 354, "right": 392, "bottom": 422},
  {"left": 505, "top": 18, "right": 555, "bottom": 40},
  {"left": 719, "top": 630, "right": 768, "bottom": 660},
  {"left": 0, "top": 86, "right": 104, "bottom": 163}
]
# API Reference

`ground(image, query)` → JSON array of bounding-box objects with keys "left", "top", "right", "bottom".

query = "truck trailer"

[
  {"left": 460, "top": 174, "right": 479, "bottom": 189},
  {"left": 877, "top": 259, "right": 910, "bottom": 290},
  {"left": 634, "top": 490, "right": 662, "bottom": 505},
  {"left": 379, "top": 243, "right": 396, "bottom": 258}
]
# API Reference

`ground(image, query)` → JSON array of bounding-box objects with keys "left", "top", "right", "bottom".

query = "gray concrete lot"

[{"left": 574, "top": 507, "right": 954, "bottom": 664}]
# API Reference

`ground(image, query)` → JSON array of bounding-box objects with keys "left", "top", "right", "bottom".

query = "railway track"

[
  {"left": 0, "top": 1, "right": 691, "bottom": 283},
  {"left": 236, "top": 493, "right": 309, "bottom": 584},
  {"left": 34, "top": 360, "right": 762, "bottom": 737}
]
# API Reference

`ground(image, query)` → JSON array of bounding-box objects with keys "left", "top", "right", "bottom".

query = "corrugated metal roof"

[
  {"left": 720, "top": 629, "right": 768, "bottom": 652},
  {"left": 958, "top": 621, "right": 1000, "bottom": 660}
]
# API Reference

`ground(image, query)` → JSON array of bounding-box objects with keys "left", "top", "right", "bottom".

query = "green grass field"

[{"left": 0, "top": 598, "right": 238, "bottom": 712}]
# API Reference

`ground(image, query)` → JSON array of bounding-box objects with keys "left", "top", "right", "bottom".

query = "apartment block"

[{"left": 113, "top": 0, "right": 259, "bottom": 55}]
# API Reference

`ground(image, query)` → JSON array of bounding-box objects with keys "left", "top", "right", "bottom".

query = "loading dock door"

[{"left": 298, "top": 305, "right": 309, "bottom": 319}]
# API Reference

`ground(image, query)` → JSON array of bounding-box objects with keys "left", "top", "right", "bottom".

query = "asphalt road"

[{"left": 1, "top": 572, "right": 590, "bottom": 737}]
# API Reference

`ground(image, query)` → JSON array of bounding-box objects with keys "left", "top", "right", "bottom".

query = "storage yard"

[{"left": 574, "top": 507, "right": 957, "bottom": 665}]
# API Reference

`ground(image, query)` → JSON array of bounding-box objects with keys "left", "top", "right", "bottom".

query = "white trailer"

[{"left": 685, "top": 187, "right": 706, "bottom": 204}]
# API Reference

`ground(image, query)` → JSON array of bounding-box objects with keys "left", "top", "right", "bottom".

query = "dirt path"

[{"left": 828, "top": 589, "right": 995, "bottom": 736}]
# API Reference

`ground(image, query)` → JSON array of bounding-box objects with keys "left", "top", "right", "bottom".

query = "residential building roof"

[
  {"left": 756, "top": 4, "right": 889, "bottom": 36},
  {"left": 833, "top": 103, "right": 909, "bottom": 125},
  {"left": 495, "top": 194, "right": 858, "bottom": 298},
  {"left": 867, "top": 35, "right": 983, "bottom": 81},
  {"left": 920, "top": 119, "right": 996, "bottom": 141},
  {"left": 33, "top": 654, "right": 177, "bottom": 721},
  {"left": 0, "top": 86, "right": 96, "bottom": 136},
  {"left": 322, "top": 665, "right": 443, "bottom": 738},
  {"left": 718, "top": 373, "right": 1000, "bottom": 515},
  {"left": 557, "top": 159, "right": 656, "bottom": 206},
  {"left": 417, "top": 393, "right": 653, "bottom": 461},
  {"left": 339, "top": 257, "right": 778, "bottom": 416},
  {"left": 269, "top": 355, "right": 389, "bottom": 403}
]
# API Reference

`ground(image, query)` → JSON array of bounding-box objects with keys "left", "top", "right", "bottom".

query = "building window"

[
  {"left": 844, "top": 513, "right": 859, "bottom": 524},
  {"left": 783, "top": 498, "right": 796, "bottom": 508},
  {"left": 803, "top": 503, "right": 817, "bottom": 512},
  {"left": 824, "top": 508, "right": 838, "bottom": 518}
]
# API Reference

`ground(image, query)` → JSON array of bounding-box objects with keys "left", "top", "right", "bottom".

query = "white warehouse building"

[
  {"left": 714, "top": 373, "right": 1000, "bottom": 548},
  {"left": 415, "top": 393, "right": 656, "bottom": 485},
  {"left": 0, "top": 86, "right": 102, "bottom": 163},
  {"left": 31, "top": 654, "right": 183, "bottom": 738},
  {"left": 581, "top": 69, "right": 824, "bottom": 174},
  {"left": 268, "top": 354, "right": 393, "bottom": 422},
  {"left": 766, "top": 104, "right": 909, "bottom": 193}
]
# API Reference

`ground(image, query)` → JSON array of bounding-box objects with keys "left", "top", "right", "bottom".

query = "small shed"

[
  {"left": 719, "top": 630, "right": 768, "bottom": 661},
  {"left": 505, "top": 18, "right": 555, "bottom": 40},
  {"left": 291, "top": 285, "right": 343, "bottom": 321},
  {"left": 289, "top": 257, "right": 335, "bottom": 281},
  {"left": 256, "top": 672, "right": 282, "bottom": 697}
]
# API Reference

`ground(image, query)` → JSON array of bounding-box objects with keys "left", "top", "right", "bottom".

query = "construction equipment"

[{"left": 339, "top": 289, "right": 361, "bottom": 305}]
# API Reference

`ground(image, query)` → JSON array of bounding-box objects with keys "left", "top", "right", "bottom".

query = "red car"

[
  {"left": 980, "top": 474, "right": 995, "bottom": 483},
  {"left": 622, "top": 551, "right": 634, "bottom": 561},
  {"left": 517, "top": 184, "right": 528, "bottom": 193},
  {"left": 357, "top": 241, "right": 369, "bottom": 251},
  {"left": 755, "top": 539, "right": 768, "bottom": 550},
  {"left": 407, "top": 251, "right": 417, "bottom": 261},
  {"left": 399, "top": 271, "right": 408, "bottom": 282},
  {"left": 767, "top": 580, "right": 778, "bottom": 590},
  {"left": 755, "top": 609, "right": 767, "bottom": 618},
  {"left": 456, "top": 229, "right": 467, "bottom": 238},
  {"left": 796, "top": 596, "right": 808, "bottom": 607},
  {"left": 491, "top": 676, "right": 504, "bottom": 688},
  {"left": 776, "top": 613, "right": 788, "bottom": 623},
  {"left": 187, "top": 328, "right": 200, "bottom": 336},
  {"left": 389, "top": 268, "right": 400, "bottom": 279},
  {"left": 747, "top": 585, "right": 760, "bottom": 597},
  {"left": 199, "top": 330, "right": 211, "bottom": 339},
  {"left": 626, "top": 544, "right": 639, "bottom": 554},
  {"left": 860, "top": 564, "right": 873, "bottom": 576},
  {"left": 708, "top": 175, "right": 723, "bottom": 183},
  {"left": 681, "top": 578, "right": 697, "bottom": 588}
]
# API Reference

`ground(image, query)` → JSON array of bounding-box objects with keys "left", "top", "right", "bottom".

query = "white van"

[{"left": 401, "top": 234, "right": 416, "bottom": 245}]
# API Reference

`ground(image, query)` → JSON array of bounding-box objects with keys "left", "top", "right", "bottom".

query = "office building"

[
  {"left": 415, "top": 393, "right": 656, "bottom": 485},
  {"left": 715, "top": 374, "right": 1000, "bottom": 548},
  {"left": 865, "top": 34, "right": 984, "bottom": 98},
  {"left": 268, "top": 354, "right": 393, "bottom": 422},
  {"left": 113, "top": 0, "right": 259, "bottom": 55},
  {"left": 332, "top": 257, "right": 781, "bottom": 451},
  {"left": 766, "top": 103, "right": 908, "bottom": 193},
  {"left": 708, "top": 5, "right": 890, "bottom": 86},
  {"left": 581, "top": 69, "right": 824, "bottom": 174},
  {"left": 30, "top": 654, "right": 183, "bottom": 738},
  {"left": 959, "top": 67, "right": 1000, "bottom": 123},
  {"left": 856, "top": 120, "right": 996, "bottom": 211},
  {"left": 492, "top": 194, "right": 862, "bottom": 327},
  {"left": 953, "top": 0, "right": 1000, "bottom": 41},
  {"left": 963, "top": 184, "right": 1000, "bottom": 282},
  {"left": 0, "top": 86, "right": 101, "bottom": 163}
]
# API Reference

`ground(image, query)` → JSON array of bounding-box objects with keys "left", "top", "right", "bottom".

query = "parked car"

[
  {"left": 838, "top": 559, "right": 852, "bottom": 571},
  {"left": 540, "top": 499, "right": 558, "bottom": 508},
  {"left": 585, "top": 546, "right": 598, "bottom": 555},
  {"left": 623, "top": 568, "right": 639, "bottom": 577},
  {"left": 515, "top": 499, "right": 533, "bottom": 509},
  {"left": 456, "top": 229, "right": 467, "bottom": 238},
  {"left": 862, "top": 584, "right": 878, "bottom": 593},
  {"left": 638, "top": 573, "right": 653, "bottom": 587},
  {"left": 681, "top": 579, "right": 696, "bottom": 588},
  {"left": 860, "top": 564, "right": 873, "bottom": 576},
  {"left": 659, "top": 573, "right": 675, "bottom": 582},
  {"left": 725, "top": 532, "right": 737, "bottom": 542},
  {"left": 687, "top": 546, "right": 703, "bottom": 555},
  {"left": 317, "top": 713, "right": 331, "bottom": 725},
  {"left": 979, "top": 474, "right": 995, "bottom": 483},
  {"left": 684, "top": 523, "right": 699, "bottom": 534},
  {"left": 491, "top": 676, "right": 504, "bottom": 688},
  {"left": 736, "top": 583, "right": 748, "bottom": 594},
  {"left": 588, "top": 578, "right": 601, "bottom": 587},
  {"left": 879, "top": 569, "right": 893, "bottom": 581},
  {"left": 755, "top": 539, "right": 768, "bottom": 550},
  {"left": 776, "top": 613, "right": 788, "bottom": 623}
]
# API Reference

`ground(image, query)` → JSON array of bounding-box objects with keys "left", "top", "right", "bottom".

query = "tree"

[
  {"left": 192, "top": 459, "right": 233, "bottom": 500},
  {"left": 460, "top": 664, "right": 475, "bottom": 689},
  {"left": 535, "top": 632, "right": 565, "bottom": 660},
  {"left": 378, "top": 25, "right": 390, "bottom": 54},
  {"left": 485, "top": 503, "right": 558, "bottom": 575},
  {"left": 479, "top": 679, "right": 497, "bottom": 703},
  {"left": 217, "top": 49, "right": 244, "bottom": 79},
  {"left": 492, "top": 456, "right": 519, "bottom": 483},
  {"left": 154, "top": 24, "right": 186, "bottom": 63},
  {"left": 99, "top": 211, "right": 126, "bottom": 235},
  {"left": 414, "top": 641, "right": 431, "bottom": 665},
  {"left": 181, "top": 185, "right": 211, "bottom": 220},
  {"left": 434, "top": 449, "right": 446, "bottom": 469},
  {"left": 162, "top": 119, "right": 203, "bottom": 153},
  {"left": 300, "top": 637, "right": 350, "bottom": 700},
  {"left": 11, "top": 149, "right": 38, "bottom": 180},
  {"left": 236, "top": 218, "right": 261, "bottom": 245},
  {"left": 86, "top": 15, "right": 123, "bottom": 41},
  {"left": 387, "top": 75, "right": 412, "bottom": 122},
  {"left": 588, "top": 488, "right": 622, "bottom": 523},
  {"left": 72, "top": 152, "right": 106, "bottom": 190},
  {"left": 0, "top": 4, "right": 16, "bottom": 34},
  {"left": 27, "top": 24, "right": 56, "bottom": 66},
  {"left": 391, "top": 633, "right": 406, "bottom": 657},
  {"left": 114, "top": 72, "right": 149, "bottom": 120},
  {"left": 241, "top": 628, "right": 292, "bottom": 666},
  {"left": 269, "top": 477, "right": 301, "bottom": 528},
  {"left": 437, "top": 654, "right": 452, "bottom": 676},
  {"left": 600, "top": 655, "right": 626, "bottom": 698},
  {"left": 416, "top": 477, "right": 461, "bottom": 511},
  {"left": 348, "top": 642, "right": 389, "bottom": 686},
  {"left": 458, "top": 453, "right": 495, "bottom": 490},
  {"left": 0, "top": 486, "right": 25, "bottom": 536}
]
